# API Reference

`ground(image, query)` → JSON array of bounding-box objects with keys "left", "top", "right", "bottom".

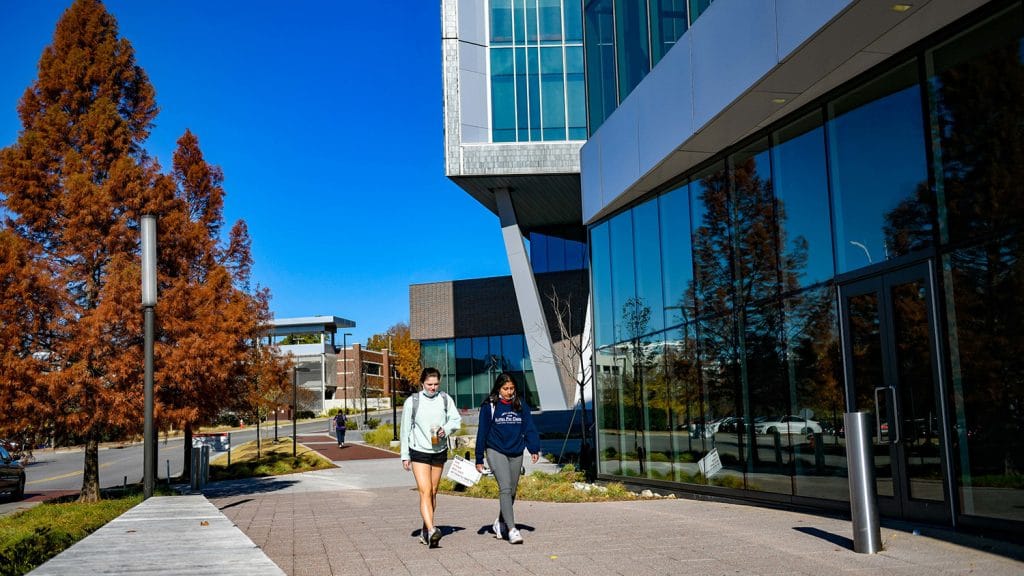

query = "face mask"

[{"left": 422, "top": 389, "right": 439, "bottom": 398}]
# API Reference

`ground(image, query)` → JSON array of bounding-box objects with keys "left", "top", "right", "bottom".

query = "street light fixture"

[{"left": 293, "top": 365, "right": 312, "bottom": 458}]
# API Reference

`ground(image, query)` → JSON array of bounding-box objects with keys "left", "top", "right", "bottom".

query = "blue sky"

[{"left": 0, "top": 1, "right": 510, "bottom": 346}]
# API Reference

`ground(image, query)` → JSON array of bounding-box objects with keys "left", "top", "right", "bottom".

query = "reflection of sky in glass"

[
  {"left": 590, "top": 222, "right": 614, "bottom": 347},
  {"left": 633, "top": 199, "right": 664, "bottom": 335},
  {"left": 828, "top": 67, "right": 928, "bottom": 273},
  {"left": 659, "top": 185, "right": 693, "bottom": 327},
  {"left": 609, "top": 210, "right": 636, "bottom": 342},
  {"left": 772, "top": 117, "right": 835, "bottom": 286}
]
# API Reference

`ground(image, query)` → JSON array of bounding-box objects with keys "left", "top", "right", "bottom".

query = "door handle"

[
  {"left": 873, "top": 387, "right": 886, "bottom": 440},
  {"left": 889, "top": 386, "right": 900, "bottom": 444}
]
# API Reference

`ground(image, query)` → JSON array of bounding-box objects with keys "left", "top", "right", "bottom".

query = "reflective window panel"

[
  {"left": 827, "top": 60, "right": 932, "bottom": 273},
  {"left": 650, "top": 0, "right": 688, "bottom": 65},
  {"left": 690, "top": 161, "right": 733, "bottom": 318},
  {"left": 633, "top": 198, "right": 665, "bottom": 336},
  {"left": 660, "top": 183, "right": 695, "bottom": 329},
  {"left": 591, "top": 221, "right": 615, "bottom": 347},
  {"left": 609, "top": 209, "right": 637, "bottom": 343},
  {"left": 729, "top": 138, "right": 780, "bottom": 306},
  {"left": 614, "top": 0, "right": 650, "bottom": 102},
  {"left": 785, "top": 285, "right": 847, "bottom": 501},
  {"left": 584, "top": 0, "right": 616, "bottom": 132},
  {"left": 665, "top": 321, "right": 708, "bottom": 484},
  {"left": 771, "top": 111, "right": 835, "bottom": 288},
  {"left": 927, "top": 4, "right": 1024, "bottom": 245},
  {"left": 944, "top": 232, "right": 1024, "bottom": 523}
]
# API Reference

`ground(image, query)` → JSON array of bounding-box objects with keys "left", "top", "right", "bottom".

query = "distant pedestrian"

[
  {"left": 334, "top": 412, "right": 347, "bottom": 447},
  {"left": 401, "top": 367, "right": 462, "bottom": 548},
  {"left": 475, "top": 373, "right": 540, "bottom": 545}
]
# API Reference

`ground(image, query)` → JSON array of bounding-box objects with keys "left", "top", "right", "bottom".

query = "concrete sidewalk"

[
  {"left": 29, "top": 495, "right": 283, "bottom": 575},
  {"left": 27, "top": 440, "right": 1024, "bottom": 575}
]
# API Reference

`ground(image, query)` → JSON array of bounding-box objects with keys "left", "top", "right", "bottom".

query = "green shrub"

[
  {"left": 363, "top": 424, "right": 399, "bottom": 451},
  {"left": 365, "top": 417, "right": 381, "bottom": 430},
  {"left": 0, "top": 495, "right": 142, "bottom": 575}
]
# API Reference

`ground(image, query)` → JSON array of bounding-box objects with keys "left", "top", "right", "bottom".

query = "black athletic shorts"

[{"left": 408, "top": 448, "right": 447, "bottom": 466}]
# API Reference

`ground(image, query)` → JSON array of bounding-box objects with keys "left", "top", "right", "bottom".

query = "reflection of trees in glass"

[
  {"left": 620, "top": 296, "right": 653, "bottom": 474},
  {"left": 947, "top": 237, "right": 1024, "bottom": 481},
  {"left": 929, "top": 11, "right": 1024, "bottom": 243},
  {"left": 928, "top": 11, "right": 1023, "bottom": 487}
]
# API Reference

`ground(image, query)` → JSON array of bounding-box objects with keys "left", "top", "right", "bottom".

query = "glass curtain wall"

[
  {"left": 419, "top": 335, "right": 538, "bottom": 410},
  {"left": 590, "top": 4, "right": 1024, "bottom": 519},
  {"left": 490, "top": 0, "right": 585, "bottom": 142},
  {"left": 585, "top": 0, "right": 701, "bottom": 133},
  {"left": 927, "top": 3, "right": 1024, "bottom": 524}
]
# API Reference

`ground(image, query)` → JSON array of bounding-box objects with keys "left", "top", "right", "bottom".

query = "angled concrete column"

[{"left": 494, "top": 188, "right": 567, "bottom": 411}]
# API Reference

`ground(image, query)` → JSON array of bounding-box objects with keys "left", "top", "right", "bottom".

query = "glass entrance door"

[{"left": 840, "top": 261, "right": 950, "bottom": 523}]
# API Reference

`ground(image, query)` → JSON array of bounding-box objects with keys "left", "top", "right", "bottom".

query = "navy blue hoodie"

[{"left": 475, "top": 398, "right": 541, "bottom": 464}]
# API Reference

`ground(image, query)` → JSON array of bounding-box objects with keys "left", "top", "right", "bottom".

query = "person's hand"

[
  {"left": 403, "top": 460, "right": 411, "bottom": 471},
  {"left": 476, "top": 463, "right": 484, "bottom": 473},
  {"left": 530, "top": 453, "right": 539, "bottom": 464}
]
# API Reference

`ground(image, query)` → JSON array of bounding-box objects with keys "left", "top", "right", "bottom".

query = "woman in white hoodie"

[{"left": 401, "top": 367, "right": 462, "bottom": 548}]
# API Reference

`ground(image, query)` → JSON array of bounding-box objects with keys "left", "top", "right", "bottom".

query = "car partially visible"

[
  {"left": 754, "top": 415, "right": 823, "bottom": 436},
  {"left": 0, "top": 444, "right": 26, "bottom": 501}
]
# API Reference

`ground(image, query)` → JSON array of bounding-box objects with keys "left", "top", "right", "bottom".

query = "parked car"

[
  {"left": 0, "top": 444, "right": 26, "bottom": 501},
  {"left": 754, "top": 415, "right": 823, "bottom": 436}
]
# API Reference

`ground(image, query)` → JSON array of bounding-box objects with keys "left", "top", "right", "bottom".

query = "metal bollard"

[
  {"left": 201, "top": 445, "right": 210, "bottom": 485},
  {"left": 190, "top": 446, "right": 201, "bottom": 492},
  {"left": 845, "top": 411, "right": 882, "bottom": 553}
]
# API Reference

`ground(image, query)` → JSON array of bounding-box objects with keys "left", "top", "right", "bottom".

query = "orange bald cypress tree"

[
  {"left": 0, "top": 230, "right": 60, "bottom": 455},
  {"left": 156, "top": 131, "right": 283, "bottom": 477},
  {"left": 0, "top": 0, "right": 160, "bottom": 501}
]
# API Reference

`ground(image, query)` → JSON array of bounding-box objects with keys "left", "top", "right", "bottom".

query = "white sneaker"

[
  {"left": 492, "top": 518, "right": 504, "bottom": 539},
  {"left": 508, "top": 528, "right": 523, "bottom": 544}
]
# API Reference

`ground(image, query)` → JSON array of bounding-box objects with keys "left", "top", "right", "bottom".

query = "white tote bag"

[{"left": 445, "top": 454, "right": 482, "bottom": 487}]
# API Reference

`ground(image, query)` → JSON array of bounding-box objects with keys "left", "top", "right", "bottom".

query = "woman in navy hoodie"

[{"left": 474, "top": 373, "right": 540, "bottom": 544}]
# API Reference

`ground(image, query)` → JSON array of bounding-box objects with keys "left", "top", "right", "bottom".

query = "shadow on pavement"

[
  {"left": 879, "top": 519, "right": 1024, "bottom": 562},
  {"left": 201, "top": 478, "right": 300, "bottom": 498},
  {"left": 793, "top": 526, "right": 854, "bottom": 550},
  {"left": 217, "top": 497, "right": 254, "bottom": 511}
]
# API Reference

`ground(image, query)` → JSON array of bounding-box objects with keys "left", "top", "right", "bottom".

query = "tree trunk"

[
  {"left": 79, "top": 430, "right": 101, "bottom": 502},
  {"left": 183, "top": 423, "right": 193, "bottom": 482}
]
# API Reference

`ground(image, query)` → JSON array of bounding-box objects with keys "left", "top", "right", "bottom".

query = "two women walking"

[{"left": 400, "top": 368, "right": 539, "bottom": 548}]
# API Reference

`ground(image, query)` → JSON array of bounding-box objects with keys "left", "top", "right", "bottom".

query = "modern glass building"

[
  {"left": 420, "top": 334, "right": 535, "bottom": 408},
  {"left": 583, "top": 0, "right": 1024, "bottom": 536},
  {"left": 438, "top": 0, "right": 591, "bottom": 412}
]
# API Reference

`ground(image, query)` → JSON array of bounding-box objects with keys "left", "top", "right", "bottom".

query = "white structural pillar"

[{"left": 494, "top": 188, "right": 567, "bottom": 411}]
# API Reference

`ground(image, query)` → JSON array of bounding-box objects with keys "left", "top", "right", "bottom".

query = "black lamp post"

[{"left": 141, "top": 215, "right": 157, "bottom": 499}]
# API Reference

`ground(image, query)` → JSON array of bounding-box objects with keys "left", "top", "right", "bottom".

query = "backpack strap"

[{"left": 410, "top": 391, "right": 449, "bottom": 425}]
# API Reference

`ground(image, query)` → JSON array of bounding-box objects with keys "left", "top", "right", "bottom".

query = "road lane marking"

[{"left": 27, "top": 461, "right": 116, "bottom": 485}]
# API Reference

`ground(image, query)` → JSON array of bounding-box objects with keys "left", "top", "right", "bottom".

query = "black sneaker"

[
  {"left": 418, "top": 526, "right": 429, "bottom": 545},
  {"left": 428, "top": 526, "right": 442, "bottom": 548}
]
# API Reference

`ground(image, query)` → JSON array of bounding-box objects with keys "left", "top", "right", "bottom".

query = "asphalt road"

[{"left": 15, "top": 418, "right": 364, "bottom": 495}]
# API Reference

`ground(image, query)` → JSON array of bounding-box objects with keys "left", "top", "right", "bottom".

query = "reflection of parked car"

[
  {"left": 0, "top": 444, "right": 26, "bottom": 501},
  {"left": 754, "top": 416, "right": 822, "bottom": 435}
]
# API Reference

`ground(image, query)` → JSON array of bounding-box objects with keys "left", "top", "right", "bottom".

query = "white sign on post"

[{"left": 698, "top": 448, "right": 722, "bottom": 478}]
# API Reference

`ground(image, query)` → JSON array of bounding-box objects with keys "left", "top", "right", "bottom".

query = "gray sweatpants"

[{"left": 486, "top": 448, "right": 524, "bottom": 528}]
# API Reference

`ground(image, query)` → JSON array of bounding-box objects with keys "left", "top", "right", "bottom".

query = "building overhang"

[
  {"left": 581, "top": 0, "right": 991, "bottom": 225},
  {"left": 271, "top": 315, "right": 355, "bottom": 337}
]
